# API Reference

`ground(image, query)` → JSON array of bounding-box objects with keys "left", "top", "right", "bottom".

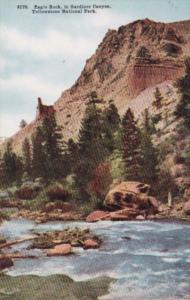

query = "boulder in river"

[
  {"left": 83, "top": 239, "right": 99, "bottom": 249},
  {"left": 47, "top": 244, "right": 72, "bottom": 256}
]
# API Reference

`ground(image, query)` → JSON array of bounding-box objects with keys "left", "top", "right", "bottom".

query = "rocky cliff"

[{"left": 6, "top": 19, "right": 190, "bottom": 152}]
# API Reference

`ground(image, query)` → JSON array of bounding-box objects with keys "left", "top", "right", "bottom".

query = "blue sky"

[{"left": 0, "top": 0, "right": 190, "bottom": 137}]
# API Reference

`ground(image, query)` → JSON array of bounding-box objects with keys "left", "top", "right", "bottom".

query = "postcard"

[{"left": 0, "top": 0, "right": 190, "bottom": 299}]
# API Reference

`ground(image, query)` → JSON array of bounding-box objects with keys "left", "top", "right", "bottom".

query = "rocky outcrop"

[
  {"left": 3, "top": 19, "right": 190, "bottom": 153},
  {"left": 86, "top": 180, "right": 160, "bottom": 222}
]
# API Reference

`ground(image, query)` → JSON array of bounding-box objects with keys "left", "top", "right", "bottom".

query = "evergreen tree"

[
  {"left": 22, "top": 138, "right": 32, "bottom": 177},
  {"left": 140, "top": 132, "right": 158, "bottom": 184},
  {"left": 2, "top": 142, "right": 22, "bottom": 185},
  {"left": 76, "top": 92, "right": 108, "bottom": 199},
  {"left": 31, "top": 127, "right": 47, "bottom": 179},
  {"left": 175, "top": 57, "right": 190, "bottom": 174},
  {"left": 104, "top": 103, "right": 120, "bottom": 131},
  {"left": 142, "top": 109, "right": 155, "bottom": 134},
  {"left": 78, "top": 92, "right": 108, "bottom": 166},
  {"left": 66, "top": 138, "right": 79, "bottom": 173},
  {"left": 101, "top": 103, "right": 121, "bottom": 152},
  {"left": 153, "top": 87, "right": 163, "bottom": 109},
  {"left": 41, "top": 112, "right": 65, "bottom": 179},
  {"left": 139, "top": 109, "right": 158, "bottom": 184},
  {"left": 121, "top": 108, "right": 142, "bottom": 180},
  {"left": 19, "top": 119, "right": 27, "bottom": 129},
  {"left": 175, "top": 57, "right": 190, "bottom": 130}
]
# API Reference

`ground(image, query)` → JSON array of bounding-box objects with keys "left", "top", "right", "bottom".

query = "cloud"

[
  {"left": 88, "top": 10, "right": 130, "bottom": 29},
  {"left": 0, "top": 25, "right": 97, "bottom": 59},
  {"left": 0, "top": 73, "right": 64, "bottom": 103},
  {"left": 0, "top": 56, "right": 8, "bottom": 72}
]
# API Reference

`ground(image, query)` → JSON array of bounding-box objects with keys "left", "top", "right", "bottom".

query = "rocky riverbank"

[{"left": 1, "top": 181, "right": 190, "bottom": 224}]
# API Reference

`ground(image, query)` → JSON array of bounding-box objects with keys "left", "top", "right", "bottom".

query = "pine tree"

[
  {"left": 76, "top": 92, "right": 108, "bottom": 199},
  {"left": 78, "top": 92, "right": 107, "bottom": 166},
  {"left": 31, "top": 127, "right": 47, "bottom": 179},
  {"left": 41, "top": 112, "right": 65, "bottom": 179},
  {"left": 22, "top": 138, "right": 32, "bottom": 177},
  {"left": 2, "top": 142, "right": 23, "bottom": 185},
  {"left": 175, "top": 57, "right": 190, "bottom": 130},
  {"left": 19, "top": 119, "right": 27, "bottom": 129},
  {"left": 175, "top": 57, "right": 190, "bottom": 174},
  {"left": 140, "top": 132, "right": 158, "bottom": 184},
  {"left": 104, "top": 103, "right": 120, "bottom": 132},
  {"left": 153, "top": 87, "right": 163, "bottom": 109},
  {"left": 121, "top": 108, "right": 142, "bottom": 180},
  {"left": 66, "top": 138, "right": 79, "bottom": 173},
  {"left": 142, "top": 109, "right": 155, "bottom": 134},
  {"left": 101, "top": 103, "right": 121, "bottom": 152},
  {"left": 139, "top": 109, "right": 158, "bottom": 184}
]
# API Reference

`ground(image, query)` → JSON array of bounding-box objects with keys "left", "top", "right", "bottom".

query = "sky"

[{"left": 0, "top": 0, "right": 190, "bottom": 137}]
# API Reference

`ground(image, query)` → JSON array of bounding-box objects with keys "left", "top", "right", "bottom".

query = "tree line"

[{"left": 1, "top": 57, "right": 189, "bottom": 203}]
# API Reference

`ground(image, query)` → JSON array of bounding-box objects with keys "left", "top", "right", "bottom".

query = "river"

[{"left": 0, "top": 219, "right": 190, "bottom": 299}]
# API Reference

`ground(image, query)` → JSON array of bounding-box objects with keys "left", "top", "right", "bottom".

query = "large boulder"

[{"left": 104, "top": 181, "right": 158, "bottom": 213}]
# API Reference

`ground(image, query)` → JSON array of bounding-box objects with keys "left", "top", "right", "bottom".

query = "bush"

[
  {"left": 23, "top": 192, "right": 49, "bottom": 211},
  {"left": 151, "top": 113, "right": 161, "bottom": 125},
  {"left": 17, "top": 187, "right": 37, "bottom": 200},
  {"left": 47, "top": 183, "right": 70, "bottom": 201}
]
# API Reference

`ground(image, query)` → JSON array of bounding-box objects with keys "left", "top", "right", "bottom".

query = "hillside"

[{"left": 5, "top": 18, "right": 190, "bottom": 152}]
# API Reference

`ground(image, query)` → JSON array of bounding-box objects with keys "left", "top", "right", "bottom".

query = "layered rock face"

[{"left": 6, "top": 19, "right": 190, "bottom": 151}]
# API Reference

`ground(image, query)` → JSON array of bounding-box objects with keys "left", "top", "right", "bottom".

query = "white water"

[{"left": 0, "top": 219, "right": 190, "bottom": 299}]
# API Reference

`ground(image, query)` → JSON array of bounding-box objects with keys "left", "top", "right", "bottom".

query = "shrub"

[
  {"left": 17, "top": 187, "right": 37, "bottom": 200},
  {"left": 23, "top": 192, "right": 49, "bottom": 211},
  {"left": 151, "top": 113, "right": 161, "bottom": 125},
  {"left": 47, "top": 184, "right": 70, "bottom": 201}
]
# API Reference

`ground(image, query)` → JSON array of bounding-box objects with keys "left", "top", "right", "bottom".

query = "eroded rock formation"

[{"left": 4, "top": 19, "right": 190, "bottom": 152}]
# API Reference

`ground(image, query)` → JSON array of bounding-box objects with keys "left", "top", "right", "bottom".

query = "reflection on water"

[{"left": 0, "top": 219, "right": 190, "bottom": 300}]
